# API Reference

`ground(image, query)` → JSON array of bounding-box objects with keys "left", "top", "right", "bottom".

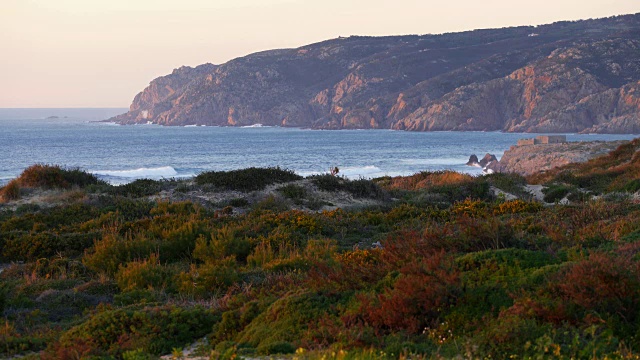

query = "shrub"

[
  {"left": 51, "top": 305, "right": 218, "bottom": 357},
  {"left": 311, "top": 175, "right": 386, "bottom": 199},
  {"left": 344, "top": 178, "right": 386, "bottom": 199},
  {"left": 236, "top": 292, "right": 338, "bottom": 353},
  {"left": 177, "top": 258, "right": 240, "bottom": 296},
  {"left": 252, "top": 195, "right": 290, "bottom": 212},
  {"left": 228, "top": 198, "right": 249, "bottom": 207},
  {"left": 256, "top": 341, "right": 296, "bottom": 355},
  {"left": 0, "top": 180, "right": 21, "bottom": 202},
  {"left": 83, "top": 232, "right": 157, "bottom": 276},
  {"left": 623, "top": 179, "right": 640, "bottom": 193},
  {"left": 17, "top": 164, "right": 68, "bottom": 188},
  {"left": 310, "top": 174, "right": 344, "bottom": 192},
  {"left": 122, "top": 349, "right": 155, "bottom": 360},
  {"left": 556, "top": 252, "right": 640, "bottom": 325},
  {"left": 278, "top": 184, "right": 307, "bottom": 202},
  {"left": 359, "top": 251, "right": 460, "bottom": 334},
  {"left": 2, "top": 230, "right": 98, "bottom": 261},
  {"left": 59, "top": 168, "right": 105, "bottom": 188},
  {"left": 379, "top": 171, "right": 473, "bottom": 191},
  {"left": 115, "top": 254, "right": 177, "bottom": 293},
  {"left": 542, "top": 184, "right": 572, "bottom": 203},
  {"left": 16, "top": 164, "right": 102, "bottom": 189},
  {"left": 493, "top": 199, "right": 543, "bottom": 215},
  {"left": 195, "top": 167, "right": 302, "bottom": 192},
  {"left": 110, "top": 179, "right": 162, "bottom": 198}
]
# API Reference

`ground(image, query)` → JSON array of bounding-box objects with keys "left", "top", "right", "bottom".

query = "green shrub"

[
  {"left": 311, "top": 175, "right": 386, "bottom": 199},
  {"left": 195, "top": 167, "right": 302, "bottom": 192},
  {"left": 623, "top": 179, "right": 640, "bottom": 193},
  {"left": 110, "top": 179, "right": 162, "bottom": 198},
  {"left": 430, "top": 179, "right": 491, "bottom": 203},
  {"left": 228, "top": 198, "right": 249, "bottom": 207},
  {"left": 60, "top": 168, "right": 105, "bottom": 188},
  {"left": 114, "top": 289, "right": 164, "bottom": 306},
  {"left": 252, "top": 195, "right": 290, "bottom": 212},
  {"left": 310, "top": 174, "right": 343, "bottom": 192},
  {"left": 486, "top": 172, "right": 530, "bottom": 197},
  {"left": 278, "top": 184, "right": 307, "bottom": 201},
  {"left": 122, "top": 349, "right": 156, "bottom": 360},
  {"left": 2, "top": 230, "right": 98, "bottom": 261},
  {"left": 236, "top": 292, "right": 338, "bottom": 352},
  {"left": 256, "top": 341, "right": 296, "bottom": 355},
  {"left": 542, "top": 184, "right": 572, "bottom": 203},
  {"left": 0, "top": 283, "right": 7, "bottom": 314},
  {"left": 53, "top": 305, "right": 218, "bottom": 357},
  {"left": 115, "top": 254, "right": 177, "bottom": 293},
  {"left": 83, "top": 232, "right": 157, "bottom": 276},
  {"left": 35, "top": 289, "right": 98, "bottom": 321}
]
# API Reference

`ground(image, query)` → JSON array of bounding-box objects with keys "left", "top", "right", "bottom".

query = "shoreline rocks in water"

[{"left": 466, "top": 153, "right": 500, "bottom": 173}]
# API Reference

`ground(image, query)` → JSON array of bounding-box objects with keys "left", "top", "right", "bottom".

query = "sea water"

[{"left": 0, "top": 108, "right": 637, "bottom": 185}]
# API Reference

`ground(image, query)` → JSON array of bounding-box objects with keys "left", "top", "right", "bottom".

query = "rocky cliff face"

[
  {"left": 111, "top": 14, "right": 640, "bottom": 133},
  {"left": 498, "top": 141, "right": 629, "bottom": 175}
]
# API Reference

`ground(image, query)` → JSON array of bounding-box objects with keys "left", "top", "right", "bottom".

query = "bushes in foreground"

[
  {"left": 48, "top": 305, "right": 218, "bottom": 358},
  {"left": 3, "top": 160, "right": 640, "bottom": 358}
]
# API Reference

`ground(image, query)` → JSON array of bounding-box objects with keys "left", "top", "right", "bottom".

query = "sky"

[{"left": 1, "top": 0, "right": 639, "bottom": 108}]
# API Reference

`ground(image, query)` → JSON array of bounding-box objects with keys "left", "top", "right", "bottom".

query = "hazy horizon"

[{"left": 2, "top": 0, "right": 639, "bottom": 108}]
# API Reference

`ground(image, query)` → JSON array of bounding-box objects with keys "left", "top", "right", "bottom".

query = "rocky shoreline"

[
  {"left": 487, "top": 140, "right": 629, "bottom": 175},
  {"left": 111, "top": 14, "right": 640, "bottom": 133}
]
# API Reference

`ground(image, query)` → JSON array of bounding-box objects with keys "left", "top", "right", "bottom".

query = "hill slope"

[{"left": 112, "top": 14, "right": 640, "bottom": 133}]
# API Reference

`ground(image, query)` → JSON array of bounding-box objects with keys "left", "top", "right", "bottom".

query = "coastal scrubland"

[{"left": 2, "top": 146, "right": 640, "bottom": 359}]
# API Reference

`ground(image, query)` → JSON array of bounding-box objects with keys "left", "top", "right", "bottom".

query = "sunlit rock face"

[{"left": 112, "top": 14, "right": 640, "bottom": 133}]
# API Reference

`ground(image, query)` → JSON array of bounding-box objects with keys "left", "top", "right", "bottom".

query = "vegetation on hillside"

[
  {"left": 1, "top": 149, "right": 640, "bottom": 359},
  {"left": 528, "top": 138, "right": 640, "bottom": 201}
]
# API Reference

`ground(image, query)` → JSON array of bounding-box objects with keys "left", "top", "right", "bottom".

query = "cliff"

[
  {"left": 111, "top": 14, "right": 640, "bottom": 133},
  {"left": 499, "top": 140, "right": 629, "bottom": 175}
]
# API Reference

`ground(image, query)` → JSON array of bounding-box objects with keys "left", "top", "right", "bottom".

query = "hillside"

[
  {"left": 111, "top": 14, "right": 640, "bottom": 133},
  {"left": 3, "top": 163, "right": 640, "bottom": 358},
  {"left": 527, "top": 137, "right": 640, "bottom": 196},
  {"left": 498, "top": 140, "right": 629, "bottom": 175}
]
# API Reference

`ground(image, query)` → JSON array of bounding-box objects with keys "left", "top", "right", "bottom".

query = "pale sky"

[{"left": 1, "top": 0, "right": 638, "bottom": 108}]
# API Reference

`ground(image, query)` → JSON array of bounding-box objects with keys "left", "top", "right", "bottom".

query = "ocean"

[{"left": 1, "top": 108, "right": 637, "bottom": 185}]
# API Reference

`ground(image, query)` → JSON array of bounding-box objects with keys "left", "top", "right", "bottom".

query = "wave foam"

[
  {"left": 339, "top": 165, "right": 385, "bottom": 179},
  {"left": 241, "top": 124, "right": 273, "bottom": 128},
  {"left": 92, "top": 166, "right": 178, "bottom": 179},
  {"left": 400, "top": 158, "right": 469, "bottom": 166}
]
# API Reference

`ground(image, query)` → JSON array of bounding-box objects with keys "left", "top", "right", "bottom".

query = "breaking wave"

[{"left": 91, "top": 166, "right": 179, "bottom": 179}]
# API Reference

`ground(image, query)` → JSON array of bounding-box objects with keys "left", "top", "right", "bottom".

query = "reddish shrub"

[
  {"left": 0, "top": 179, "right": 20, "bottom": 202},
  {"left": 361, "top": 251, "right": 460, "bottom": 334},
  {"left": 558, "top": 252, "right": 640, "bottom": 316}
]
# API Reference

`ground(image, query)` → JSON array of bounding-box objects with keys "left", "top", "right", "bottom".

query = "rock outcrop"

[
  {"left": 479, "top": 154, "right": 498, "bottom": 167},
  {"left": 111, "top": 14, "right": 640, "bottom": 133},
  {"left": 498, "top": 140, "right": 629, "bottom": 175},
  {"left": 467, "top": 153, "right": 500, "bottom": 173},
  {"left": 466, "top": 155, "right": 480, "bottom": 167}
]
